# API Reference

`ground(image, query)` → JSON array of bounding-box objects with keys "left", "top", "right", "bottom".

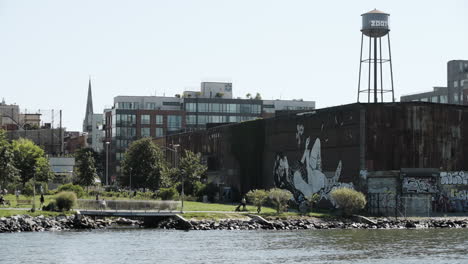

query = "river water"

[{"left": 2, "top": 228, "right": 468, "bottom": 264}]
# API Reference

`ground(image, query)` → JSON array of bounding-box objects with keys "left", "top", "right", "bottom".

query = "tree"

[
  {"left": 120, "top": 138, "right": 165, "bottom": 190},
  {"left": 246, "top": 189, "right": 268, "bottom": 213},
  {"left": 76, "top": 148, "right": 104, "bottom": 182},
  {"left": 0, "top": 130, "right": 19, "bottom": 188},
  {"left": 11, "top": 138, "right": 52, "bottom": 186},
  {"left": 254, "top": 93, "right": 262, "bottom": 100},
  {"left": 246, "top": 93, "right": 252, "bottom": 99},
  {"left": 75, "top": 149, "right": 97, "bottom": 189},
  {"left": 268, "top": 188, "right": 293, "bottom": 214},
  {"left": 173, "top": 150, "right": 207, "bottom": 195},
  {"left": 330, "top": 188, "right": 366, "bottom": 215}
]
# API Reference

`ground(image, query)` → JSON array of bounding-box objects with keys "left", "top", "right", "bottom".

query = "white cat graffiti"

[{"left": 273, "top": 126, "right": 354, "bottom": 204}]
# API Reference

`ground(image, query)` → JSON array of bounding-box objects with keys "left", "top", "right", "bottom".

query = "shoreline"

[{"left": 2, "top": 213, "right": 468, "bottom": 233}]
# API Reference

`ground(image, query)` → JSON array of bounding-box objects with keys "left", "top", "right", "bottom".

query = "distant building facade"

[
  {"left": 103, "top": 82, "right": 315, "bottom": 181},
  {"left": 401, "top": 60, "right": 468, "bottom": 104},
  {"left": 83, "top": 79, "right": 104, "bottom": 153},
  {"left": 0, "top": 100, "right": 20, "bottom": 130}
]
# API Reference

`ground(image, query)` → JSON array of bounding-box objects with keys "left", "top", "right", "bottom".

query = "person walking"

[{"left": 40, "top": 194, "right": 45, "bottom": 210}]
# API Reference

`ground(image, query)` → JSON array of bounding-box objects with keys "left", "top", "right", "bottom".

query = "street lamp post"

[
  {"left": 105, "top": 141, "right": 110, "bottom": 186},
  {"left": 162, "top": 144, "right": 181, "bottom": 211},
  {"left": 31, "top": 172, "right": 36, "bottom": 212}
]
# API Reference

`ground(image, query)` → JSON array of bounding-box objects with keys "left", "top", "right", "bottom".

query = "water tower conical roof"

[{"left": 362, "top": 9, "right": 389, "bottom": 16}]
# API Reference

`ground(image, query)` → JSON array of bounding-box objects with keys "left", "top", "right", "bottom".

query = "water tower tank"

[{"left": 361, "top": 9, "right": 390, "bottom": 37}]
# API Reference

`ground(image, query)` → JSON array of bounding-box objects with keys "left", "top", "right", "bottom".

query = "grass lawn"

[
  {"left": 0, "top": 209, "right": 74, "bottom": 218},
  {"left": 180, "top": 201, "right": 276, "bottom": 213},
  {"left": 1, "top": 194, "right": 55, "bottom": 208},
  {"left": 181, "top": 212, "right": 250, "bottom": 221}
]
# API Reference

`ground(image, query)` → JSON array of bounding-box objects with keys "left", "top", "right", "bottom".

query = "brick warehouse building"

[{"left": 159, "top": 102, "right": 468, "bottom": 215}]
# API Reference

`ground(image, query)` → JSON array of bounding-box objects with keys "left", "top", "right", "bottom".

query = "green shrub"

[
  {"left": 55, "top": 191, "right": 77, "bottom": 211},
  {"left": 43, "top": 201, "right": 57, "bottom": 211},
  {"left": 22, "top": 181, "right": 35, "bottom": 196},
  {"left": 268, "top": 188, "right": 293, "bottom": 214},
  {"left": 195, "top": 182, "right": 218, "bottom": 202},
  {"left": 246, "top": 189, "right": 268, "bottom": 213},
  {"left": 330, "top": 188, "right": 367, "bottom": 215},
  {"left": 158, "top": 187, "right": 178, "bottom": 200},
  {"left": 58, "top": 184, "right": 85, "bottom": 198}
]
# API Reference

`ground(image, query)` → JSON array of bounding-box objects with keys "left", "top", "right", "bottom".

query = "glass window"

[
  {"left": 240, "top": 104, "right": 252, "bottom": 113},
  {"left": 186, "top": 115, "right": 196, "bottom": 125},
  {"left": 220, "top": 104, "right": 227, "bottom": 113},
  {"left": 440, "top": 95, "right": 448, "bottom": 104},
  {"left": 117, "top": 127, "right": 136, "bottom": 139},
  {"left": 228, "top": 116, "right": 239, "bottom": 123},
  {"left": 141, "top": 127, "right": 151, "bottom": 137},
  {"left": 431, "top": 96, "right": 438, "bottom": 103},
  {"left": 141, "top": 115, "right": 150, "bottom": 125},
  {"left": 198, "top": 115, "right": 207, "bottom": 125},
  {"left": 198, "top": 103, "right": 208, "bottom": 112},
  {"left": 252, "top": 104, "right": 261, "bottom": 114},
  {"left": 145, "top": 103, "right": 155, "bottom": 110},
  {"left": 454, "top": 94, "right": 459, "bottom": 103},
  {"left": 116, "top": 152, "right": 124, "bottom": 161},
  {"left": 168, "top": 115, "right": 182, "bottom": 131},
  {"left": 155, "top": 128, "right": 164, "bottom": 137},
  {"left": 454, "top": 81, "right": 458, "bottom": 88},
  {"left": 155, "top": 115, "right": 163, "bottom": 125},
  {"left": 420, "top": 98, "right": 428, "bottom": 102},
  {"left": 185, "top": 103, "right": 196, "bottom": 112},
  {"left": 211, "top": 103, "right": 220, "bottom": 113},
  {"left": 230, "top": 104, "right": 239, "bottom": 113}
]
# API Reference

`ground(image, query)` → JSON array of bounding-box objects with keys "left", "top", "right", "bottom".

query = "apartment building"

[{"left": 103, "top": 82, "right": 315, "bottom": 182}]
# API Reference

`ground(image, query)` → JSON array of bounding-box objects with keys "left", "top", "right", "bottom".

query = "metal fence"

[
  {"left": 77, "top": 199, "right": 180, "bottom": 212},
  {"left": 367, "top": 193, "right": 398, "bottom": 217}
]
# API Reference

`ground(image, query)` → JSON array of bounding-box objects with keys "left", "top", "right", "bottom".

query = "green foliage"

[
  {"left": 121, "top": 138, "right": 166, "bottom": 190},
  {"left": 308, "top": 193, "right": 321, "bottom": 211},
  {"left": 330, "top": 188, "right": 367, "bottom": 215},
  {"left": 43, "top": 200, "right": 57, "bottom": 211},
  {"left": 158, "top": 187, "right": 178, "bottom": 200},
  {"left": 58, "top": 184, "right": 85, "bottom": 198},
  {"left": 11, "top": 138, "right": 52, "bottom": 185},
  {"left": 173, "top": 150, "right": 207, "bottom": 196},
  {"left": 0, "top": 129, "right": 19, "bottom": 187},
  {"left": 254, "top": 92, "right": 262, "bottom": 100},
  {"left": 246, "top": 189, "right": 269, "bottom": 213},
  {"left": 55, "top": 191, "right": 77, "bottom": 211},
  {"left": 268, "top": 188, "right": 293, "bottom": 214},
  {"left": 195, "top": 182, "right": 218, "bottom": 202},
  {"left": 75, "top": 149, "right": 97, "bottom": 187}
]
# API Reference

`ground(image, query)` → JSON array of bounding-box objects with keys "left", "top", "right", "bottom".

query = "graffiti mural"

[
  {"left": 273, "top": 124, "right": 353, "bottom": 205},
  {"left": 402, "top": 177, "right": 438, "bottom": 193},
  {"left": 440, "top": 171, "right": 468, "bottom": 185}
]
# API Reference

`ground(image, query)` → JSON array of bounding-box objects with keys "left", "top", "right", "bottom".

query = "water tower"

[{"left": 357, "top": 9, "right": 395, "bottom": 103}]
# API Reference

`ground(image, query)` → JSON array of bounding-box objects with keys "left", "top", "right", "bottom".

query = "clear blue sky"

[{"left": 0, "top": 0, "right": 467, "bottom": 131}]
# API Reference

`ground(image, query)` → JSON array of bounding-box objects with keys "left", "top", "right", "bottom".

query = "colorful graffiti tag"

[
  {"left": 273, "top": 124, "right": 353, "bottom": 205},
  {"left": 402, "top": 177, "right": 438, "bottom": 193},
  {"left": 440, "top": 171, "right": 468, "bottom": 185}
]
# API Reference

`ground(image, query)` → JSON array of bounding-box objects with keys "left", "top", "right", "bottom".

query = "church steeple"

[{"left": 83, "top": 77, "right": 94, "bottom": 132}]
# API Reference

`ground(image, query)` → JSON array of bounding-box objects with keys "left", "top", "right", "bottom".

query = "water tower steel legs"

[
  {"left": 357, "top": 33, "right": 363, "bottom": 102},
  {"left": 388, "top": 33, "right": 395, "bottom": 102},
  {"left": 374, "top": 37, "right": 378, "bottom": 103},
  {"left": 357, "top": 33, "right": 394, "bottom": 103},
  {"left": 379, "top": 37, "right": 384, "bottom": 102},
  {"left": 368, "top": 36, "right": 371, "bottom": 103}
]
